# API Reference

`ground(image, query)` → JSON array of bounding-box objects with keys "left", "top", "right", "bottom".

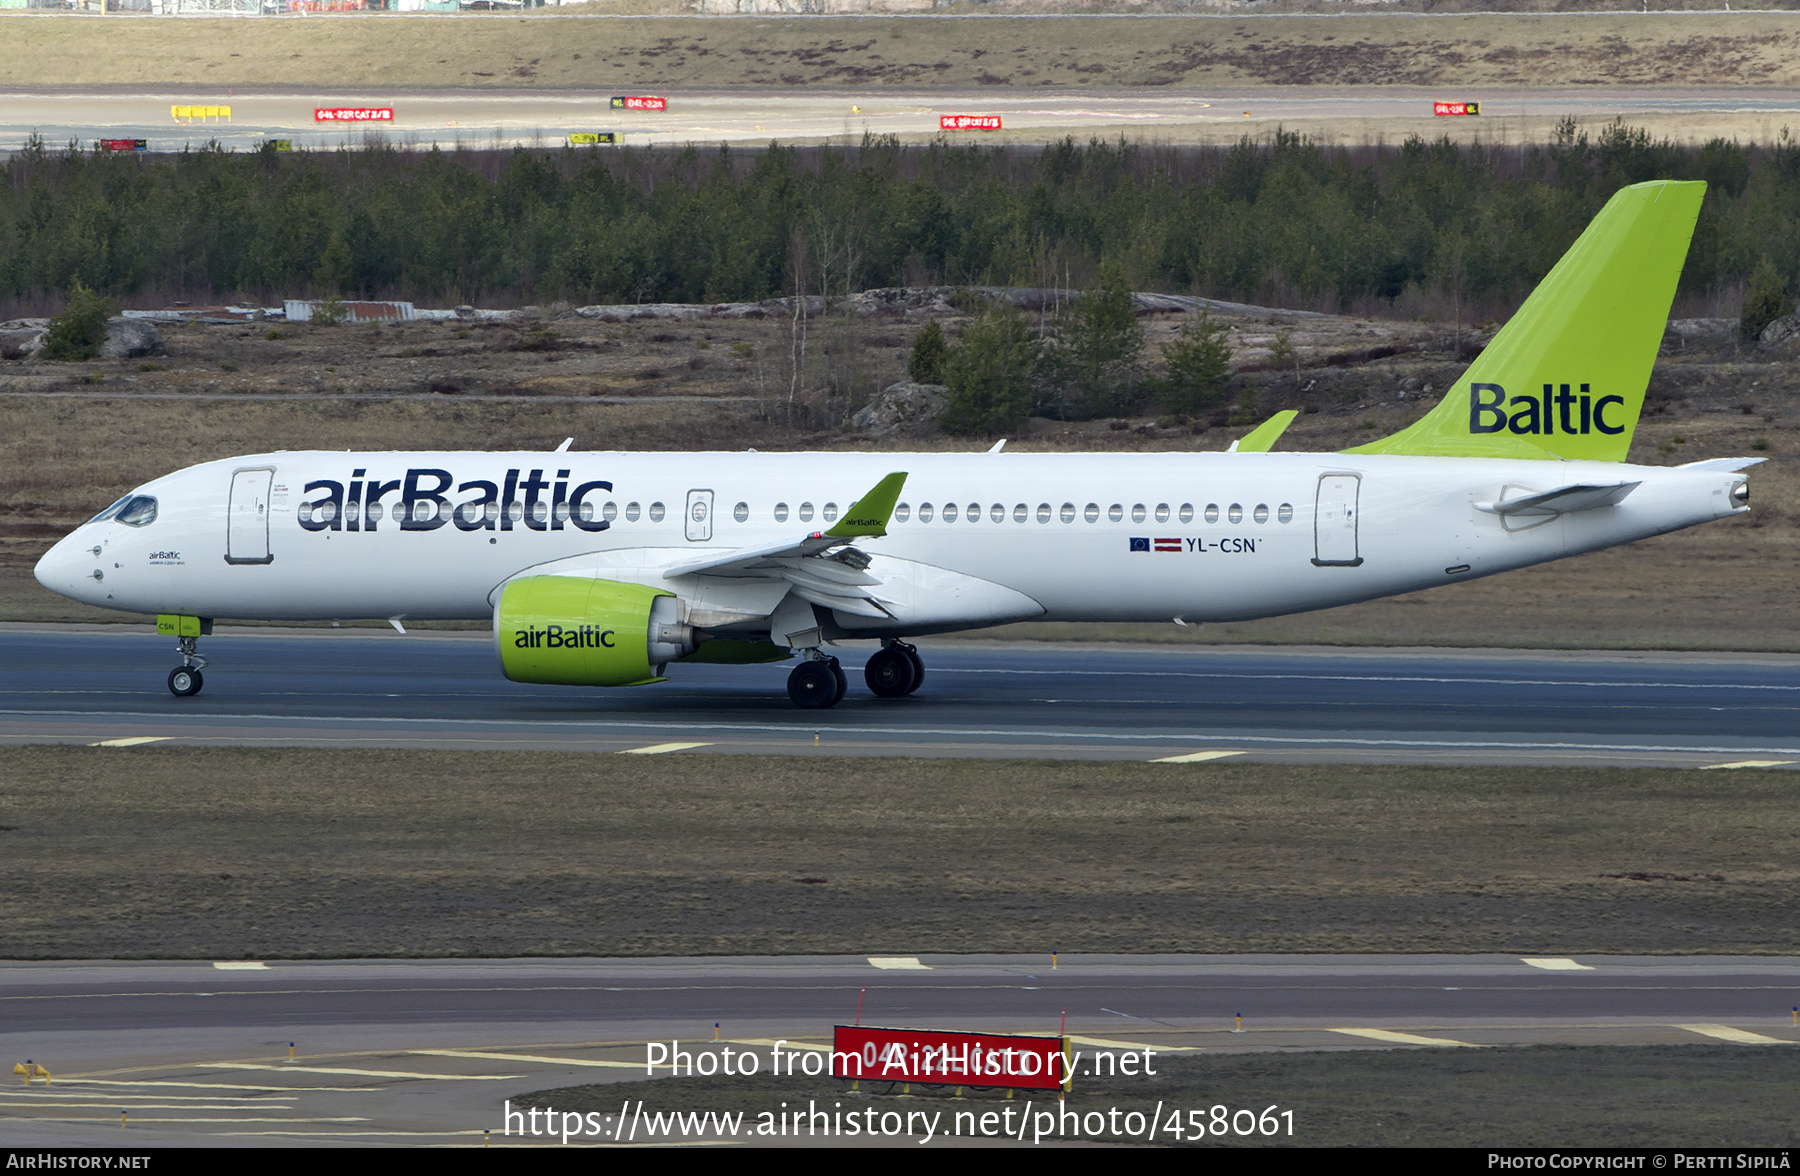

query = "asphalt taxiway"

[
  {"left": 2, "top": 625, "right": 1797, "bottom": 768},
  {"left": 3, "top": 954, "right": 1796, "bottom": 1146},
  {"left": 5, "top": 85, "right": 1800, "bottom": 153}
]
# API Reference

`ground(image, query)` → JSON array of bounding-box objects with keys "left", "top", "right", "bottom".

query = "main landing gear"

[{"left": 784, "top": 641, "right": 924, "bottom": 709}]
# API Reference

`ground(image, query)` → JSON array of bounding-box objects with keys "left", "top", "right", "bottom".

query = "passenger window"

[
  {"left": 896, "top": 503, "right": 911, "bottom": 523},
  {"left": 943, "top": 502, "right": 958, "bottom": 522},
  {"left": 1108, "top": 503, "right": 1123, "bottom": 522},
  {"left": 799, "top": 502, "right": 814, "bottom": 522},
  {"left": 990, "top": 503, "right": 1005, "bottom": 523},
  {"left": 1131, "top": 504, "right": 1146, "bottom": 523},
  {"left": 1254, "top": 503, "right": 1269, "bottom": 524},
  {"left": 919, "top": 502, "right": 934, "bottom": 522},
  {"left": 1013, "top": 503, "right": 1028, "bottom": 523},
  {"left": 649, "top": 502, "right": 666, "bottom": 522},
  {"left": 774, "top": 502, "right": 789, "bottom": 522},
  {"left": 967, "top": 503, "right": 981, "bottom": 522},
  {"left": 1085, "top": 503, "right": 1100, "bottom": 523},
  {"left": 734, "top": 501, "right": 749, "bottom": 523},
  {"left": 626, "top": 502, "right": 641, "bottom": 521},
  {"left": 553, "top": 502, "right": 570, "bottom": 524},
  {"left": 116, "top": 496, "right": 158, "bottom": 527},
  {"left": 1155, "top": 503, "right": 1170, "bottom": 523},
  {"left": 1278, "top": 503, "right": 1294, "bottom": 524},
  {"left": 487, "top": 501, "right": 502, "bottom": 522},
  {"left": 1228, "top": 503, "right": 1243, "bottom": 523},
  {"left": 823, "top": 502, "right": 838, "bottom": 522},
  {"left": 1204, "top": 503, "right": 1219, "bottom": 523},
  {"left": 1179, "top": 503, "right": 1193, "bottom": 523},
  {"left": 603, "top": 501, "right": 618, "bottom": 523},
  {"left": 366, "top": 502, "right": 385, "bottom": 523},
  {"left": 1060, "top": 503, "right": 1076, "bottom": 523}
]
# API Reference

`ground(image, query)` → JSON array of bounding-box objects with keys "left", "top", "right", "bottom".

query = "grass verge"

[{"left": 2, "top": 747, "right": 1796, "bottom": 959}]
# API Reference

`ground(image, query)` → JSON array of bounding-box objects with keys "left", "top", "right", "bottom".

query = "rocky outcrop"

[
  {"left": 853, "top": 381, "right": 947, "bottom": 437},
  {"left": 99, "top": 318, "right": 166, "bottom": 359},
  {"left": 1757, "top": 312, "right": 1800, "bottom": 351}
]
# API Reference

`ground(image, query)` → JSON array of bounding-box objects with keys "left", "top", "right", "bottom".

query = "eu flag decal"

[{"left": 1129, "top": 537, "right": 1150, "bottom": 552}]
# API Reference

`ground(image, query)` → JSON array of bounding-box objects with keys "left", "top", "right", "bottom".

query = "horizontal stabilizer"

[
  {"left": 1679, "top": 457, "right": 1768, "bottom": 473},
  {"left": 1476, "top": 481, "right": 1640, "bottom": 518}
]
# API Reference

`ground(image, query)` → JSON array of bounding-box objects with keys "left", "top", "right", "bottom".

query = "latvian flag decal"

[{"left": 1154, "top": 538, "right": 1182, "bottom": 552}]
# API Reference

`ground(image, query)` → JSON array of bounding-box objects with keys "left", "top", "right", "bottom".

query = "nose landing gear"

[{"left": 158, "top": 615, "right": 212, "bottom": 698}]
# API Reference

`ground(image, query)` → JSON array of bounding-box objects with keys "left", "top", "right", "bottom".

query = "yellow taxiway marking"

[
  {"left": 8, "top": 1116, "right": 367, "bottom": 1124},
  {"left": 212, "top": 961, "right": 269, "bottom": 970},
  {"left": 1069, "top": 1035, "right": 1199, "bottom": 1052},
  {"left": 1699, "top": 760, "right": 1796, "bottom": 770},
  {"left": 1329, "top": 1028, "right": 1479, "bottom": 1047},
  {"left": 197, "top": 1063, "right": 521, "bottom": 1081},
  {"left": 727, "top": 1039, "right": 831, "bottom": 1052},
  {"left": 411, "top": 1050, "right": 639, "bottom": 1069},
  {"left": 1150, "top": 750, "right": 1244, "bottom": 764},
  {"left": 867, "top": 956, "right": 931, "bottom": 970},
  {"left": 0, "top": 1102, "right": 298, "bottom": 1110},
  {"left": 620, "top": 742, "right": 714, "bottom": 755},
  {"left": 90, "top": 737, "right": 170, "bottom": 748},
  {"left": 1521, "top": 958, "right": 1595, "bottom": 971},
  {"left": 58, "top": 1080, "right": 365, "bottom": 1091},
  {"left": 1678, "top": 1024, "right": 1793, "bottom": 1045}
]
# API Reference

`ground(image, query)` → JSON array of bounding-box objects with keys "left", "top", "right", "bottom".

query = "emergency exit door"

[
  {"left": 226, "top": 468, "right": 275, "bottom": 565},
  {"left": 685, "top": 489, "right": 714, "bottom": 542},
  {"left": 1312, "top": 473, "right": 1363, "bottom": 567}
]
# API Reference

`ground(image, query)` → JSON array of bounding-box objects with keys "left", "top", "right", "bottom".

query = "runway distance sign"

[
  {"left": 1434, "top": 101, "right": 1481, "bottom": 116},
  {"left": 316, "top": 108, "right": 394, "bottom": 122},
  {"left": 97, "top": 139, "right": 147, "bottom": 152},
  {"left": 612, "top": 96, "right": 667, "bottom": 111},
  {"left": 832, "top": 1025, "right": 1071, "bottom": 1092},
  {"left": 941, "top": 114, "right": 1003, "bottom": 131}
]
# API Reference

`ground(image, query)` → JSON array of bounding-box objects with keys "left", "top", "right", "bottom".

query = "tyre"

[
  {"left": 828, "top": 657, "right": 848, "bottom": 706},
  {"left": 899, "top": 644, "right": 924, "bottom": 695},
  {"left": 787, "top": 660, "right": 840, "bottom": 709},
  {"left": 168, "top": 667, "right": 203, "bottom": 697},
  {"left": 864, "top": 648, "right": 916, "bottom": 698}
]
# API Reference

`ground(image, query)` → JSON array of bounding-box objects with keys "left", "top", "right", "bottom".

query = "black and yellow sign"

[{"left": 569, "top": 132, "right": 619, "bottom": 146}]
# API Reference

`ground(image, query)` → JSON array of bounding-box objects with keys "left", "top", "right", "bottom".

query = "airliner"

[{"left": 34, "top": 180, "right": 1759, "bottom": 708}]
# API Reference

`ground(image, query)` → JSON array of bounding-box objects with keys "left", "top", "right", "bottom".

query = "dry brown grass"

[
  {"left": 3, "top": 12, "right": 1800, "bottom": 91},
  {"left": 1, "top": 747, "right": 1796, "bottom": 959}
]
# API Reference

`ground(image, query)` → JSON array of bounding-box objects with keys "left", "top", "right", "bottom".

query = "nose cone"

[{"left": 34, "top": 531, "right": 104, "bottom": 605}]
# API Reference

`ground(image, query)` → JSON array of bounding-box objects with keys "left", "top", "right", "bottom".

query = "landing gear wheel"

[
  {"left": 828, "top": 657, "right": 848, "bottom": 706},
  {"left": 897, "top": 643, "right": 924, "bottom": 695},
  {"left": 865, "top": 647, "right": 917, "bottom": 698},
  {"left": 167, "top": 667, "right": 203, "bottom": 697},
  {"left": 787, "top": 660, "right": 842, "bottom": 709}
]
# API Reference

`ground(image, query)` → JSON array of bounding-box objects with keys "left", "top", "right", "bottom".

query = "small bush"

[
  {"left": 907, "top": 320, "right": 948, "bottom": 384},
  {"left": 939, "top": 302, "right": 1038, "bottom": 436},
  {"left": 1155, "top": 313, "right": 1232, "bottom": 414},
  {"left": 42, "top": 280, "right": 116, "bottom": 361},
  {"left": 264, "top": 328, "right": 287, "bottom": 341},
  {"left": 1740, "top": 257, "right": 1794, "bottom": 340}
]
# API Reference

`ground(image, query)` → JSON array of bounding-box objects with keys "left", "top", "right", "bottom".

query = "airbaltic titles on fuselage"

[{"left": 298, "top": 468, "right": 613, "bottom": 533}]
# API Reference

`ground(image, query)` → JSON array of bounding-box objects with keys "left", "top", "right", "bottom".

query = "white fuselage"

[{"left": 34, "top": 449, "right": 1748, "bottom": 635}]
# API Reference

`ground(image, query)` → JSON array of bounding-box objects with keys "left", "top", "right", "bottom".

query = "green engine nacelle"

[{"left": 495, "top": 576, "right": 693, "bottom": 687}]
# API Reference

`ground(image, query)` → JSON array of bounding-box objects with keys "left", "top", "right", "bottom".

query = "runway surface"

[
  {"left": 3, "top": 625, "right": 1798, "bottom": 767},
  {"left": 5, "top": 85, "right": 1800, "bottom": 152},
  {"left": 3, "top": 954, "right": 1796, "bottom": 1145}
]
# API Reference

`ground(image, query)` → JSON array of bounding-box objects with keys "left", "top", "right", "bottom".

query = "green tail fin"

[{"left": 1347, "top": 180, "right": 1704, "bottom": 462}]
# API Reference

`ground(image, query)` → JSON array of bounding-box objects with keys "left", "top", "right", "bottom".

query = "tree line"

[{"left": 1, "top": 121, "right": 1795, "bottom": 316}]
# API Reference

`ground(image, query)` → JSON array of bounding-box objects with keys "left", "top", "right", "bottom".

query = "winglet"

[
  {"left": 824, "top": 472, "right": 908, "bottom": 538},
  {"left": 1233, "top": 410, "right": 1298, "bottom": 453}
]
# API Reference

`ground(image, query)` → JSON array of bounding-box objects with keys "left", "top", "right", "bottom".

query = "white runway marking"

[
  {"left": 867, "top": 957, "right": 931, "bottom": 970},
  {"left": 1150, "top": 750, "right": 1243, "bottom": 763},
  {"left": 410, "top": 1049, "right": 639, "bottom": 1069},
  {"left": 89, "top": 736, "right": 170, "bottom": 747},
  {"left": 1330, "top": 1028, "right": 1479, "bottom": 1047},
  {"left": 1677, "top": 1024, "right": 1793, "bottom": 1045},
  {"left": 1699, "top": 760, "right": 1796, "bottom": 770},
  {"left": 620, "top": 741, "right": 714, "bottom": 755},
  {"left": 211, "top": 961, "right": 269, "bottom": 971},
  {"left": 1069, "top": 1035, "right": 1199, "bottom": 1052},
  {"left": 1521, "top": 958, "right": 1595, "bottom": 971},
  {"left": 728, "top": 1038, "right": 831, "bottom": 1052},
  {"left": 197, "top": 1063, "right": 522, "bottom": 1081}
]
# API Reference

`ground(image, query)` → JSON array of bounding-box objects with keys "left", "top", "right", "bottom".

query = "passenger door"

[
  {"left": 225, "top": 468, "right": 275, "bottom": 565},
  {"left": 1312, "top": 473, "right": 1363, "bottom": 567}
]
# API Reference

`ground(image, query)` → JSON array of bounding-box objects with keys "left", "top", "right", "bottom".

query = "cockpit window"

[
  {"left": 87, "top": 495, "right": 134, "bottom": 525},
  {"left": 115, "top": 496, "right": 158, "bottom": 527}
]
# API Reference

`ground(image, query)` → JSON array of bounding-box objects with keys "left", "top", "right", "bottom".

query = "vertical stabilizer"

[{"left": 1347, "top": 180, "right": 1705, "bottom": 462}]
